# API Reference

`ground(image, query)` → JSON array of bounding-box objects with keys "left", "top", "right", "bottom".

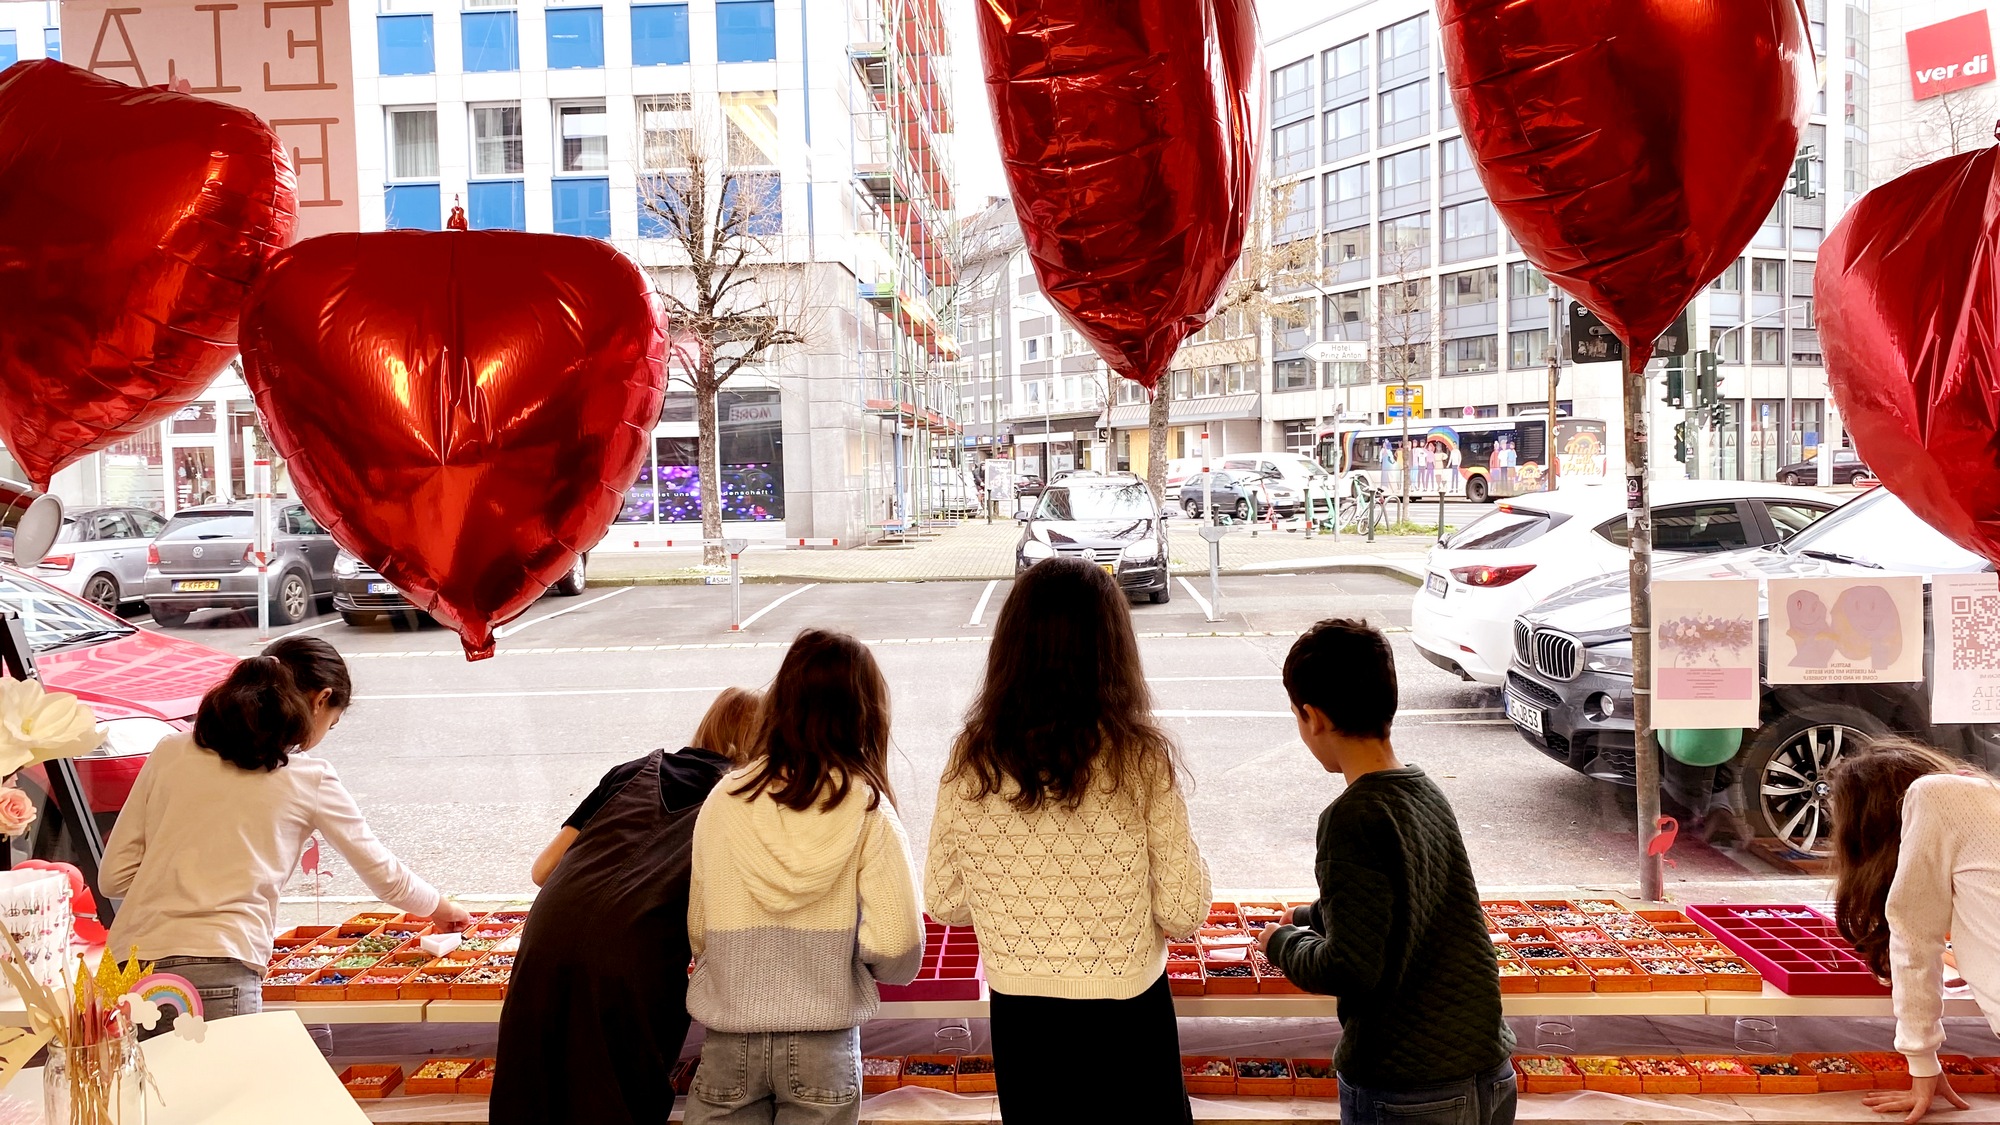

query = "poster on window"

[
  {"left": 1932, "top": 573, "right": 2000, "bottom": 724},
  {"left": 1651, "top": 579, "right": 1761, "bottom": 728},
  {"left": 1767, "top": 576, "right": 1926, "bottom": 685}
]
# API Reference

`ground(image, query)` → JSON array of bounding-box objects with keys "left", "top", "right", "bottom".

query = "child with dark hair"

[
  {"left": 103, "top": 636, "right": 467, "bottom": 1028},
  {"left": 684, "top": 630, "right": 922, "bottom": 1125},
  {"left": 1257, "top": 618, "right": 1516, "bottom": 1125}
]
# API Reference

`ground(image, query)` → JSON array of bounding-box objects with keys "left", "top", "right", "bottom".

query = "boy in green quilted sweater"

[{"left": 1258, "top": 618, "right": 1517, "bottom": 1125}]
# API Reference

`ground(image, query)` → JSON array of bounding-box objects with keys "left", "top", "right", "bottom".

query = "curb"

[{"left": 589, "top": 560, "right": 1428, "bottom": 588}]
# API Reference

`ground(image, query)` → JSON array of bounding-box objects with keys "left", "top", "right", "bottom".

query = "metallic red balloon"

[
  {"left": 1819, "top": 145, "right": 2000, "bottom": 566},
  {"left": 241, "top": 232, "right": 665, "bottom": 660},
  {"left": 0, "top": 60, "right": 297, "bottom": 487},
  {"left": 978, "top": 0, "right": 1260, "bottom": 390},
  {"left": 1441, "top": 0, "right": 1815, "bottom": 363}
]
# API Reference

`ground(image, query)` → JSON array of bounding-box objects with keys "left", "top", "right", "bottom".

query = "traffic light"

[
  {"left": 1790, "top": 148, "right": 1819, "bottom": 200},
  {"left": 1663, "top": 355, "right": 1686, "bottom": 407},
  {"left": 1673, "top": 422, "right": 1689, "bottom": 464},
  {"left": 1694, "top": 350, "right": 1719, "bottom": 407}
]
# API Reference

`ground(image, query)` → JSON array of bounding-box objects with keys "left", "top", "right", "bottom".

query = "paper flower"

[
  {"left": 0, "top": 678, "right": 103, "bottom": 776},
  {"left": 0, "top": 785, "right": 35, "bottom": 838},
  {"left": 118, "top": 994, "right": 161, "bottom": 1031},
  {"left": 171, "top": 1012, "right": 205, "bottom": 1043}
]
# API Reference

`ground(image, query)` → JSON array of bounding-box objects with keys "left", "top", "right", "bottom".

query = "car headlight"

[
  {"left": 93, "top": 717, "right": 177, "bottom": 758},
  {"left": 1585, "top": 642, "right": 1635, "bottom": 677},
  {"left": 333, "top": 553, "right": 359, "bottom": 577},
  {"left": 1122, "top": 539, "right": 1161, "bottom": 561},
  {"left": 1022, "top": 540, "right": 1054, "bottom": 561}
]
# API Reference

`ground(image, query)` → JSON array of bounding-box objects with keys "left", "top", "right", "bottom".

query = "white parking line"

[
  {"left": 1423, "top": 718, "right": 1516, "bottom": 726},
  {"left": 1175, "top": 577, "right": 1213, "bottom": 618},
  {"left": 738, "top": 583, "right": 819, "bottom": 631},
  {"left": 357, "top": 685, "right": 729, "bottom": 701},
  {"left": 277, "top": 618, "right": 341, "bottom": 640},
  {"left": 966, "top": 580, "right": 998, "bottom": 627},
  {"left": 1147, "top": 675, "right": 1279, "bottom": 682},
  {"left": 131, "top": 617, "right": 155, "bottom": 628},
  {"left": 496, "top": 588, "right": 631, "bottom": 639},
  {"left": 1156, "top": 708, "right": 1286, "bottom": 718}
]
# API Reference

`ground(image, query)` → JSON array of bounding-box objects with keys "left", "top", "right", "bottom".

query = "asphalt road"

[{"left": 138, "top": 572, "right": 1821, "bottom": 909}]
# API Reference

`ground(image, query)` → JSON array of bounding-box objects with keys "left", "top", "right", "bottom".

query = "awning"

[{"left": 1106, "top": 393, "right": 1261, "bottom": 428}]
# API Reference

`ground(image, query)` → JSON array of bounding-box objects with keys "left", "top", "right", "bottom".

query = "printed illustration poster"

[
  {"left": 1768, "top": 576, "right": 1926, "bottom": 685},
  {"left": 1932, "top": 573, "right": 2000, "bottom": 724},
  {"left": 1652, "top": 579, "right": 1762, "bottom": 728}
]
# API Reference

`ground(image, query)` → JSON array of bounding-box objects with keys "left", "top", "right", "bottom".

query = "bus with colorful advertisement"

[{"left": 1314, "top": 415, "right": 1609, "bottom": 503}]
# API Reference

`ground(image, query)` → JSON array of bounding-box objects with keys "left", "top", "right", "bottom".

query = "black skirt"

[{"left": 988, "top": 972, "right": 1193, "bottom": 1125}]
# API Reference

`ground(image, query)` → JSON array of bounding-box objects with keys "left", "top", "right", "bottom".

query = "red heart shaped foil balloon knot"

[
  {"left": 979, "top": 0, "right": 1261, "bottom": 389},
  {"left": 0, "top": 59, "right": 297, "bottom": 487},
  {"left": 1441, "top": 0, "right": 1815, "bottom": 362},
  {"left": 1819, "top": 145, "right": 2000, "bottom": 568},
  {"left": 242, "top": 231, "right": 666, "bottom": 660}
]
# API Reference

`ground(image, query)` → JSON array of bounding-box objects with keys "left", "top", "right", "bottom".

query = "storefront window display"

[
  {"left": 99, "top": 430, "right": 164, "bottom": 511},
  {"left": 619, "top": 388, "right": 786, "bottom": 523}
]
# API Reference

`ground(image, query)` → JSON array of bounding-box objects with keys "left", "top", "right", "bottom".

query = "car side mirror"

[
  {"left": 1013, "top": 510, "right": 1030, "bottom": 523},
  {"left": 1159, "top": 507, "right": 1176, "bottom": 519}
]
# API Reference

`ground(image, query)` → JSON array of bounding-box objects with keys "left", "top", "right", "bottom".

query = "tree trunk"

[
  {"left": 1622, "top": 346, "right": 1665, "bottom": 901},
  {"left": 1147, "top": 378, "right": 1172, "bottom": 505},
  {"left": 697, "top": 374, "right": 725, "bottom": 567}
]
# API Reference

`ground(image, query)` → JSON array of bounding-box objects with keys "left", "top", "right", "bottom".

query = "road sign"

[
  {"left": 1385, "top": 383, "right": 1424, "bottom": 419},
  {"left": 1568, "top": 304, "right": 1692, "bottom": 363},
  {"left": 1304, "top": 340, "right": 1368, "bottom": 364}
]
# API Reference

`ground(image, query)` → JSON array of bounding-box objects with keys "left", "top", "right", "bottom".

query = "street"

[{"left": 142, "top": 570, "right": 1818, "bottom": 908}]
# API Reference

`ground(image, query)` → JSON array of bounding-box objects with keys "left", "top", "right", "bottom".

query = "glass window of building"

[
  {"left": 1378, "top": 147, "right": 1428, "bottom": 214},
  {"left": 1378, "top": 14, "right": 1428, "bottom": 87},
  {"left": 1332, "top": 360, "right": 1369, "bottom": 387},
  {"left": 1275, "top": 359, "right": 1313, "bottom": 391},
  {"left": 388, "top": 108, "right": 439, "bottom": 179},
  {"left": 1446, "top": 336, "right": 1498, "bottom": 374},
  {"left": 546, "top": 7, "right": 604, "bottom": 68},
  {"left": 1326, "top": 225, "right": 1370, "bottom": 283},
  {"left": 1440, "top": 136, "right": 1482, "bottom": 198},
  {"left": 376, "top": 14, "right": 433, "bottom": 75},
  {"left": 724, "top": 91, "right": 780, "bottom": 167},
  {"left": 1441, "top": 267, "right": 1497, "bottom": 306},
  {"left": 1380, "top": 212, "right": 1430, "bottom": 271},
  {"left": 1323, "top": 164, "right": 1368, "bottom": 227},
  {"left": 557, "top": 102, "right": 608, "bottom": 172},
  {"left": 1711, "top": 259, "right": 1743, "bottom": 291},
  {"left": 1439, "top": 200, "right": 1496, "bottom": 263},
  {"left": 1276, "top": 181, "right": 1314, "bottom": 240},
  {"left": 1324, "top": 100, "right": 1367, "bottom": 162},
  {"left": 1272, "top": 118, "right": 1313, "bottom": 177},
  {"left": 462, "top": 10, "right": 517, "bottom": 71},
  {"left": 1324, "top": 36, "right": 1366, "bottom": 103},
  {"left": 1508, "top": 328, "right": 1548, "bottom": 369},
  {"left": 468, "top": 181, "right": 525, "bottom": 230},
  {"left": 1272, "top": 58, "right": 1312, "bottom": 119},
  {"left": 553, "top": 177, "right": 611, "bottom": 238},
  {"left": 42, "top": 28, "right": 58, "bottom": 61},
  {"left": 1326, "top": 290, "right": 1367, "bottom": 340},
  {"left": 1438, "top": 73, "right": 1457, "bottom": 131},
  {"left": 1751, "top": 327, "right": 1783, "bottom": 364},
  {"left": 1711, "top": 327, "right": 1744, "bottom": 364},
  {"left": 632, "top": 3, "right": 691, "bottom": 65},
  {"left": 639, "top": 94, "right": 693, "bottom": 167},
  {"left": 716, "top": 0, "right": 777, "bottom": 63},
  {"left": 471, "top": 104, "right": 523, "bottom": 176},
  {"left": 1379, "top": 79, "right": 1428, "bottom": 146},
  {"left": 1508, "top": 261, "right": 1548, "bottom": 300},
  {"left": 1750, "top": 258, "right": 1785, "bottom": 294}
]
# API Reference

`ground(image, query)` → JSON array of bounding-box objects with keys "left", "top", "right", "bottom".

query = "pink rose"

[{"left": 0, "top": 786, "right": 37, "bottom": 838}]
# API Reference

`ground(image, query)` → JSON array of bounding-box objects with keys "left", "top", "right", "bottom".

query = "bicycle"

[{"left": 1341, "top": 483, "right": 1391, "bottom": 536}]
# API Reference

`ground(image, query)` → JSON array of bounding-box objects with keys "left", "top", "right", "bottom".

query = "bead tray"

[
  {"left": 877, "top": 916, "right": 985, "bottom": 1003},
  {"left": 1686, "top": 904, "right": 1888, "bottom": 996}
]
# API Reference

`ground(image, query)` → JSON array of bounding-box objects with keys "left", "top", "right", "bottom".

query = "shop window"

[
  {"left": 716, "top": 0, "right": 776, "bottom": 63},
  {"left": 553, "top": 177, "right": 610, "bottom": 238},
  {"left": 462, "top": 10, "right": 517, "bottom": 71},
  {"left": 376, "top": 15, "right": 433, "bottom": 75},
  {"left": 546, "top": 7, "right": 604, "bottom": 68},
  {"left": 468, "top": 180, "right": 525, "bottom": 230},
  {"left": 632, "top": 3, "right": 690, "bottom": 65}
]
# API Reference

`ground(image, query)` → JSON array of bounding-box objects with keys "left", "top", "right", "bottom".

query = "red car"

[{"left": 1, "top": 567, "right": 237, "bottom": 817}]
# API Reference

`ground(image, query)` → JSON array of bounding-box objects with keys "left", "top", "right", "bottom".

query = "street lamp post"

[{"left": 1709, "top": 302, "right": 1814, "bottom": 477}]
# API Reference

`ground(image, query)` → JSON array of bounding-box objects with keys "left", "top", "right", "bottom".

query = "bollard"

[
  {"left": 725, "top": 536, "right": 749, "bottom": 630},
  {"left": 1437, "top": 490, "right": 1447, "bottom": 543},
  {"left": 1197, "top": 523, "right": 1227, "bottom": 624}
]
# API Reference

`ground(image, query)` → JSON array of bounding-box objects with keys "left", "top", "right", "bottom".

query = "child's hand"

[{"left": 1256, "top": 924, "right": 1278, "bottom": 954}]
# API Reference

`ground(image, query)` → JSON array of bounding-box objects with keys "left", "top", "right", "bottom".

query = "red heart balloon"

[
  {"left": 1818, "top": 145, "right": 2000, "bottom": 566},
  {"left": 241, "top": 232, "right": 665, "bottom": 660},
  {"left": 0, "top": 60, "right": 297, "bottom": 487},
  {"left": 978, "top": 0, "right": 1260, "bottom": 389},
  {"left": 1441, "top": 0, "right": 1815, "bottom": 363}
]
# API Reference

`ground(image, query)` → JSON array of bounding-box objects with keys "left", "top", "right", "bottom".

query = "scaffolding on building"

[{"left": 849, "top": 0, "right": 962, "bottom": 535}]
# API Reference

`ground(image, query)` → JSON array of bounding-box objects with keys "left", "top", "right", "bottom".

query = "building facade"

[{"left": 1866, "top": 1, "right": 1998, "bottom": 184}]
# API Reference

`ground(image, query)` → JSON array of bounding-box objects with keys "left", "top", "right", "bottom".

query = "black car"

[
  {"left": 1014, "top": 476, "right": 1047, "bottom": 499},
  {"left": 1503, "top": 487, "right": 1997, "bottom": 855},
  {"left": 1015, "top": 476, "right": 1171, "bottom": 603},
  {"left": 1178, "top": 470, "right": 1300, "bottom": 520},
  {"left": 334, "top": 548, "right": 589, "bottom": 626},
  {"left": 1776, "top": 448, "right": 1875, "bottom": 486}
]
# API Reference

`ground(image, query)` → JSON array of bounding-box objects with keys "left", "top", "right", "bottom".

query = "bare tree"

[
  {"left": 1897, "top": 88, "right": 1999, "bottom": 173},
  {"left": 1144, "top": 179, "right": 1323, "bottom": 503},
  {"left": 637, "top": 100, "right": 813, "bottom": 564},
  {"left": 1374, "top": 218, "right": 1439, "bottom": 521}
]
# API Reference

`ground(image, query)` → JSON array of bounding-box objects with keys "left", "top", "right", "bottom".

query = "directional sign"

[
  {"left": 1385, "top": 383, "right": 1424, "bottom": 419},
  {"left": 1304, "top": 340, "right": 1368, "bottom": 364}
]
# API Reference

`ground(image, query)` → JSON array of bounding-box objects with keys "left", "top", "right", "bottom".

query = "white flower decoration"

[
  {"left": 119, "top": 993, "right": 162, "bottom": 1031},
  {"left": 171, "top": 1012, "right": 206, "bottom": 1043},
  {"left": 0, "top": 678, "right": 103, "bottom": 776}
]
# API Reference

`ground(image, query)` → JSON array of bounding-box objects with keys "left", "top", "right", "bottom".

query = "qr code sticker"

[{"left": 1949, "top": 594, "right": 2000, "bottom": 670}]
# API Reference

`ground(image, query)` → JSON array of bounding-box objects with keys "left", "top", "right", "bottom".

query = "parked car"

[
  {"left": 334, "top": 548, "right": 587, "bottom": 626},
  {"left": 32, "top": 506, "right": 167, "bottom": 612},
  {"left": 1015, "top": 477, "right": 1171, "bottom": 603},
  {"left": 1014, "top": 475, "right": 1046, "bottom": 499},
  {"left": 1502, "top": 486, "right": 1997, "bottom": 855},
  {"left": 1178, "top": 470, "right": 1300, "bottom": 520},
  {"left": 1218, "top": 452, "right": 1333, "bottom": 497},
  {"left": 142, "top": 504, "right": 339, "bottom": 628},
  {"left": 0, "top": 566, "right": 237, "bottom": 825},
  {"left": 1776, "top": 448, "right": 1875, "bottom": 486},
  {"left": 1412, "top": 481, "right": 1836, "bottom": 686},
  {"left": 1162, "top": 457, "right": 1206, "bottom": 493}
]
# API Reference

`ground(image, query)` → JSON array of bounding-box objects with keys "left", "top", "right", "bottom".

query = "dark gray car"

[
  {"left": 1014, "top": 476, "right": 1171, "bottom": 603},
  {"left": 143, "top": 504, "right": 339, "bottom": 627}
]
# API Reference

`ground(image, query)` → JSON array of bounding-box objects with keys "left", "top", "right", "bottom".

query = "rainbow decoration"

[{"left": 130, "top": 973, "right": 202, "bottom": 1021}]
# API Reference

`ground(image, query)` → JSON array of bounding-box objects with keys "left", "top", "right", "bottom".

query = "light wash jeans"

[
  {"left": 685, "top": 1027, "right": 860, "bottom": 1125},
  {"left": 1340, "top": 1060, "right": 1519, "bottom": 1125},
  {"left": 145, "top": 956, "right": 262, "bottom": 1040}
]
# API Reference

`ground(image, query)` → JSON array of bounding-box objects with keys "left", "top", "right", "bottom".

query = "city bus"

[{"left": 1314, "top": 415, "right": 1610, "bottom": 503}]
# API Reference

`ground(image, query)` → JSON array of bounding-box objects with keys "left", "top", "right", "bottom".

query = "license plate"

[
  {"left": 1505, "top": 691, "right": 1545, "bottom": 736},
  {"left": 367, "top": 582, "right": 396, "bottom": 594},
  {"left": 1426, "top": 572, "right": 1449, "bottom": 598},
  {"left": 173, "top": 580, "right": 220, "bottom": 592}
]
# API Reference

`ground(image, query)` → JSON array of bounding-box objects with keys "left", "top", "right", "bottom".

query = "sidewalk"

[{"left": 589, "top": 519, "right": 1436, "bottom": 585}]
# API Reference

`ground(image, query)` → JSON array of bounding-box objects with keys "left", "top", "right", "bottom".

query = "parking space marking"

[
  {"left": 1422, "top": 718, "right": 1514, "bottom": 726},
  {"left": 277, "top": 618, "right": 341, "bottom": 640},
  {"left": 335, "top": 626, "right": 1415, "bottom": 659},
  {"left": 738, "top": 583, "right": 819, "bottom": 631},
  {"left": 496, "top": 588, "right": 631, "bottom": 639},
  {"left": 1175, "top": 578, "right": 1214, "bottom": 618},
  {"left": 1147, "top": 675, "right": 1279, "bottom": 682},
  {"left": 966, "top": 580, "right": 998, "bottom": 627},
  {"left": 1155, "top": 708, "right": 1287, "bottom": 719},
  {"left": 357, "top": 685, "right": 729, "bottom": 701}
]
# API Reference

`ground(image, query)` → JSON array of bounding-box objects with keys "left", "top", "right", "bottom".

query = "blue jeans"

[
  {"left": 1341, "top": 1060, "right": 1518, "bottom": 1125},
  {"left": 686, "top": 1028, "right": 860, "bottom": 1125},
  {"left": 144, "top": 956, "right": 263, "bottom": 1040}
]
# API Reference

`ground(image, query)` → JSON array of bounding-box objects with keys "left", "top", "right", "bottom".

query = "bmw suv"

[{"left": 1015, "top": 475, "right": 1171, "bottom": 603}]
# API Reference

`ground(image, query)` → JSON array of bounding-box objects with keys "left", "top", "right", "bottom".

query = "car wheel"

[
  {"left": 81, "top": 574, "right": 120, "bottom": 612},
  {"left": 552, "top": 554, "right": 588, "bottom": 596},
  {"left": 1781, "top": 472, "right": 1799, "bottom": 486},
  {"left": 149, "top": 606, "right": 190, "bottom": 629},
  {"left": 1738, "top": 703, "right": 1892, "bottom": 857},
  {"left": 1232, "top": 499, "right": 1249, "bottom": 521},
  {"left": 1150, "top": 583, "right": 1171, "bottom": 604},
  {"left": 272, "top": 571, "right": 312, "bottom": 626},
  {"left": 1464, "top": 475, "right": 1490, "bottom": 504}
]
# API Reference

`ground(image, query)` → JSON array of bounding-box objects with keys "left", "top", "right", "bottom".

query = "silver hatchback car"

[{"left": 143, "top": 504, "right": 339, "bottom": 627}]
